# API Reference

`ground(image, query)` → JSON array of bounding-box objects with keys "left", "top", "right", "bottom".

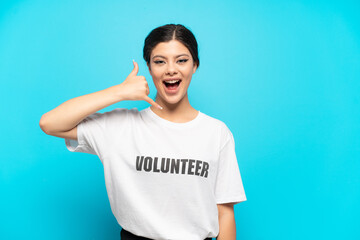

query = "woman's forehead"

[{"left": 151, "top": 40, "right": 190, "bottom": 58}]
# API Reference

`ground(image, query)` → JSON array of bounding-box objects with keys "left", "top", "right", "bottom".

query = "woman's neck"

[{"left": 150, "top": 93, "right": 198, "bottom": 123}]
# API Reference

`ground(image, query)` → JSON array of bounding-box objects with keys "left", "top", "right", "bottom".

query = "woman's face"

[{"left": 147, "top": 40, "right": 197, "bottom": 105}]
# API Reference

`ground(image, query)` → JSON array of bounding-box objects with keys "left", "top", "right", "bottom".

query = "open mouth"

[{"left": 162, "top": 79, "right": 182, "bottom": 91}]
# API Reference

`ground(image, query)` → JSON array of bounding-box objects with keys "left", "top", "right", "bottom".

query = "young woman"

[{"left": 40, "top": 24, "right": 247, "bottom": 240}]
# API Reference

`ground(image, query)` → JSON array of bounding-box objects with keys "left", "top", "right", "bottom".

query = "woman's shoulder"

[
  {"left": 200, "top": 111, "right": 229, "bottom": 129},
  {"left": 200, "top": 111, "right": 234, "bottom": 146},
  {"left": 104, "top": 107, "right": 139, "bottom": 115},
  {"left": 85, "top": 107, "right": 138, "bottom": 123}
]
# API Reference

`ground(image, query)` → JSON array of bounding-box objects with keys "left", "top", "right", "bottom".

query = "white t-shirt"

[{"left": 65, "top": 107, "right": 246, "bottom": 240}]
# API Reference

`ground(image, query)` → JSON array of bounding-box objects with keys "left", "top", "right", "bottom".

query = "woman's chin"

[{"left": 160, "top": 92, "right": 184, "bottom": 105}]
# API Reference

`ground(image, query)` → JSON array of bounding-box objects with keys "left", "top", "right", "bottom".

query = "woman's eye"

[{"left": 153, "top": 59, "right": 188, "bottom": 64}]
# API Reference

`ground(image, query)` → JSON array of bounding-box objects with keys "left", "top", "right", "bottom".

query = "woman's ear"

[
  {"left": 147, "top": 63, "right": 152, "bottom": 73},
  {"left": 192, "top": 63, "right": 198, "bottom": 74}
]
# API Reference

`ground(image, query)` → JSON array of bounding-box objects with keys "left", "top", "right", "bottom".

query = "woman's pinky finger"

[{"left": 144, "top": 96, "right": 163, "bottom": 110}]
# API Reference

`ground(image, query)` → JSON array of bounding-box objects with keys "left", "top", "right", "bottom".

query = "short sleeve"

[
  {"left": 64, "top": 108, "right": 129, "bottom": 156},
  {"left": 214, "top": 124, "right": 247, "bottom": 205},
  {"left": 65, "top": 112, "right": 107, "bottom": 155}
]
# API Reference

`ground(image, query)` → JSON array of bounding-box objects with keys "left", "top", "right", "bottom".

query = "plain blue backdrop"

[{"left": 1, "top": 0, "right": 359, "bottom": 239}]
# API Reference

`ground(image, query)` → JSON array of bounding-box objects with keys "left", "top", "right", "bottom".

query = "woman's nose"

[{"left": 166, "top": 62, "right": 177, "bottom": 75}]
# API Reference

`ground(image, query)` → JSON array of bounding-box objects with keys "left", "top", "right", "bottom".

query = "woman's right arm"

[
  {"left": 39, "top": 60, "right": 162, "bottom": 140},
  {"left": 39, "top": 85, "right": 123, "bottom": 138}
]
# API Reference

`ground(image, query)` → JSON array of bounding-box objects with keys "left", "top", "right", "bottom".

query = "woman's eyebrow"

[{"left": 152, "top": 54, "right": 190, "bottom": 59}]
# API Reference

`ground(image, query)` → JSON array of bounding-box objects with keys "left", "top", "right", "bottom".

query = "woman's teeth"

[
  {"left": 163, "top": 79, "right": 181, "bottom": 89},
  {"left": 164, "top": 79, "right": 180, "bottom": 84}
]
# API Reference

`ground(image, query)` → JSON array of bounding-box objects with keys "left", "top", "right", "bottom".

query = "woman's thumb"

[{"left": 130, "top": 60, "right": 139, "bottom": 76}]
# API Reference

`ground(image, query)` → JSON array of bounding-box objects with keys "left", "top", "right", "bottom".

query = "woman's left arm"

[{"left": 217, "top": 203, "right": 236, "bottom": 240}]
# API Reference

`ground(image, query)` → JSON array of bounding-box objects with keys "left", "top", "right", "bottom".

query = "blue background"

[{"left": 1, "top": 0, "right": 359, "bottom": 239}]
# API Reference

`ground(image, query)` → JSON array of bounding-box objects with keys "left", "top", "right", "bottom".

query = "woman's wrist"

[{"left": 107, "top": 85, "right": 126, "bottom": 103}]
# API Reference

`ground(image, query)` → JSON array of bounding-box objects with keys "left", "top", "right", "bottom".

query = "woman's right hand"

[{"left": 116, "top": 60, "right": 163, "bottom": 110}]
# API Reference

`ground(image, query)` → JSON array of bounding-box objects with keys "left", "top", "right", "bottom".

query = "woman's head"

[
  {"left": 143, "top": 24, "right": 199, "bottom": 69},
  {"left": 143, "top": 24, "right": 199, "bottom": 106}
]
